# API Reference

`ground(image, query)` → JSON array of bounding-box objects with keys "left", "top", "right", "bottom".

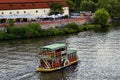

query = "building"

[{"left": 0, "top": 0, "right": 69, "bottom": 23}]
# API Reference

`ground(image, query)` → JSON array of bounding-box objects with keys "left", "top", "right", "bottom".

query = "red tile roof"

[{"left": 0, "top": 0, "right": 67, "bottom": 10}]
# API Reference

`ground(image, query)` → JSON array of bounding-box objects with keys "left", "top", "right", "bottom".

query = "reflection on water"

[{"left": 0, "top": 29, "right": 120, "bottom": 80}]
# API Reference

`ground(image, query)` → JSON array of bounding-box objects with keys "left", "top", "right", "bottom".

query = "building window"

[
  {"left": 10, "top": 12, "right": 12, "bottom": 14},
  {"left": 1, "top": 12, "right": 4, "bottom": 14},
  {"left": 24, "top": 11, "right": 26, "bottom": 14},
  {"left": 36, "top": 10, "right": 38, "bottom": 13},
  {"left": 17, "top": 11, "right": 19, "bottom": 14}
]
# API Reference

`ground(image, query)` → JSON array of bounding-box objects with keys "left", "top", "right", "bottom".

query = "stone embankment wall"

[
  {"left": 40, "top": 17, "right": 90, "bottom": 29},
  {"left": 0, "top": 17, "right": 93, "bottom": 30}
]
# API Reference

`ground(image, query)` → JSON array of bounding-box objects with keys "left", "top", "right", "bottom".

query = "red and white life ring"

[{"left": 62, "top": 58, "right": 70, "bottom": 66}]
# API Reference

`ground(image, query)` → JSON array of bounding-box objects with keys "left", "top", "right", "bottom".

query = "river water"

[{"left": 0, "top": 28, "right": 120, "bottom": 80}]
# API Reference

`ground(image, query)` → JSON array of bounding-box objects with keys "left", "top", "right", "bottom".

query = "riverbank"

[
  {"left": 0, "top": 22, "right": 103, "bottom": 40},
  {"left": 0, "top": 17, "right": 90, "bottom": 29},
  {"left": 0, "top": 16, "right": 96, "bottom": 40}
]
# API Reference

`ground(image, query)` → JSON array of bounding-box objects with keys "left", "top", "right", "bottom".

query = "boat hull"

[{"left": 36, "top": 60, "right": 78, "bottom": 72}]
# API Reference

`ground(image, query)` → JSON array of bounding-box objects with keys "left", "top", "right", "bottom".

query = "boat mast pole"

[{"left": 66, "top": 43, "right": 68, "bottom": 54}]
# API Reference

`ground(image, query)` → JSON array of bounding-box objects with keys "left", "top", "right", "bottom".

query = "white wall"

[
  {"left": 0, "top": 7, "right": 69, "bottom": 16},
  {"left": 63, "top": 7, "right": 69, "bottom": 16}
]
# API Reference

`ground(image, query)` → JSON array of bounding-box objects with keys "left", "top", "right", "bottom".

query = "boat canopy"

[
  {"left": 40, "top": 43, "right": 66, "bottom": 51},
  {"left": 67, "top": 50, "right": 77, "bottom": 54}
]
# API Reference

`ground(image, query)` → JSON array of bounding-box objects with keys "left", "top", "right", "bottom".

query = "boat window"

[
  {"left": 61, "top": 48, "right": 65, "bottom": 51},
  {"left": 62, "top": 53, "right": 66, "bottom": 56},
  {"left": 70, "top": 54, "right": 73, "bottom": 58},
  {"left": 70, "top": 53, "right": 72, "bottom": 57},
  {"left": 73, "top": 53, "right": 75, "bottom": 57},
  {"left": 55, "top": 49, "right": 61, "bottom": 53}
]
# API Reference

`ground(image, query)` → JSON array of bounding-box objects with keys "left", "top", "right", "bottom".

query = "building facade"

[{"left": 0, "top": 0, "right": 69, "bottom": 18}]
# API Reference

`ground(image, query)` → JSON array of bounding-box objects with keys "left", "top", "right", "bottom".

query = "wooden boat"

[{"left": 36, "top": 43, "right": 78, "bottom": 72}]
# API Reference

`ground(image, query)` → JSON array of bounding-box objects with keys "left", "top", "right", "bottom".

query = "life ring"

[{"left": 62, "top": 59, "right": 70, "bottom": 66}]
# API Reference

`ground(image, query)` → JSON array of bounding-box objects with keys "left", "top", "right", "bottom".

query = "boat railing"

[
  {"left": 39, "top": 55, "right": 54, "bottom": 60},
  {"left": 42, "top": 59, "right": 51, "bottom": 69}
]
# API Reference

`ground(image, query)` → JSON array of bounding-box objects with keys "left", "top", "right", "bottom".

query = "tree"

[
  {"left": 49, "top": 2, "right": 63, "bottom": 15},
  {"left": 98, "top": 0, "right": 120, "bottom": 19},
  {"left": 65, "top": 0, "right": 76, "bottom": 12},
  {"left": 92, "top": 0, "right": 98, "bottom": 3},
  {"left": 80, "top": 1, "right": 96, "bottom": 12},
  {"left": 74, "top": 0, "right": 81, "bottom": 12},
  {"left": 7, "top": 19, "right": 14, "bottom": 27},
  {"left": 98, "top": 0, "right": 108, "bottom": 8},
  {"left": 94, "top": 8, "right": 110, "bottom": 26},
  {"left": 107, "top": 0, "right": 120, "bottom": 18}
]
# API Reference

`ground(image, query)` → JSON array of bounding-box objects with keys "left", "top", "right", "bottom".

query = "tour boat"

[{"left": 36, "top": 43, "right": 78, "bottom": 72}]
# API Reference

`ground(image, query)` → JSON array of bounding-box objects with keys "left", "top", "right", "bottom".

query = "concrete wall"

[{"left": 0, "top": 7, "right": 69, "bottom": 16}]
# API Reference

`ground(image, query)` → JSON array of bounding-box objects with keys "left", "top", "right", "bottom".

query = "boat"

[{"left": 36, "top": 43, "right": 78, "bottom": 72}]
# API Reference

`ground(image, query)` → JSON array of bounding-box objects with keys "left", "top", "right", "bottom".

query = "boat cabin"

[{"left": 37, "top": 43, "right": 77, "bottom": 72}]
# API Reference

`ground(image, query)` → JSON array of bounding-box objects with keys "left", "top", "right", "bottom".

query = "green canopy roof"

[
  {"left": 67, "top": 50, "right": 77, "bottom": 54},
  {"left": 40, "top": 43, "right": 66, "bottom": 50}
]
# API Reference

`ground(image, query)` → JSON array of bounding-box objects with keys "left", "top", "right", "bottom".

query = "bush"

[
  {"left": 25, "top": 23, "right": 41, "bottom": 38},
  {"left": 4, "top": 33, "right": 16, "bottom": 40},
  {"left": 0, "top": 22, "right": 107, "bottom": 41},
  {"left": 6, "top": 26, "right": 26, "bottom": 38},
  {"left": 0, "top": 31, "right": 5, "bottom": 40},
  {"left": 6, "top": 23, "right": 41, "bottom": 38},
  {"left": 41, "top": 28, "right": 61, "bottom": 36},
  {"left": 94, "top": 8, "right": 110, "bottom": 26},
  {"left": 7, "top": 19, "right": 14, "bottom": 27},
  {"left": 64, "top": 22, "right": 79, "bottom": 32}
]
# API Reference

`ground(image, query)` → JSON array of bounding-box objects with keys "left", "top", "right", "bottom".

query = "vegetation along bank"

[{"left": 0, "top": 21, "right": 108, "bottom": 41}]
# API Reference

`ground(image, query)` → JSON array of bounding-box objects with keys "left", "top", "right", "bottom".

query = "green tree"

[
  {"left": 65, "top": 0, "right": 76, "bottom": 12},
  {"left": 49, "top": 2, "right": 63, "bottom": 15},
  {"left": 98, "top": 0, "right": 108, "bottom": 8},
  {"left": 98, "top": 0, "right": 120, "bottom": 19},
  {"left": 108, "top": 0, "right": 120, "bottom": 18},
  {"left": 7, "top": 19, "right": 14, "bottom": 27},
  {"left": 94, "top": 8, "right": 110, "bottom": 26},
  {"left": 80, "top": 1, "right": 96, "bottom": 12},
  {"left": 92, "top": 0, "right": 98, "bottom": 3},
  {"left": 74, "top": 0, "right": 81, "bottom": 12}
]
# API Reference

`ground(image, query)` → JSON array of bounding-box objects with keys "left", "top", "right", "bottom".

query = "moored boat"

[{"left": 36, "top": 43, "right": 78, "bottom": 72}]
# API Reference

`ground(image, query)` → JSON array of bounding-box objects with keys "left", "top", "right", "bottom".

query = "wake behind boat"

[{"left": 36, "top": 43, "right": 78, "bottom": 72}]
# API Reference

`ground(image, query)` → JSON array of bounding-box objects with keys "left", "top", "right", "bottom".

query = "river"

[{"left": 0, "top": 27, "right": 120, "bottom": 80}]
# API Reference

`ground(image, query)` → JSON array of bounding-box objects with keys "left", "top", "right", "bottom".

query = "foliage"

[
  {"left": 26, "top": 23, "right": 41, "bottom": 37},
  {"left": 67, "top": 0, "right": 119, "bottom": 19},
  {"left": 94, "top": 8, "right": 110, "bottom": 26},
  {"left": 64, "top": 22, "right": 79, "bottom": 32},
  {"left": 49, "top": 2, "right": 63, "bottom": 15},
  {"left": 65, "top": 0, "right": 76, "bottom": 12},
  {"left": 80, "top": 1, "right": 96, "bottom": 12},
  {"left": 7, "top": 19, "right": 14, "bottom": 27},
  {"left": 4, "top": 33, "right": 16, "bottom": 40},
  {"left": 92, "top": 0, "right": 98, "bottom": 3},
  {"left": 6, "top": 23, "right": 41, "bottom": 39},
  {"left": 107, "top": 0, "right": 120, "bottom": 18},
  {"left": 0, "top": 31, "right": 5, "bottom": 40},
  {"left": 98, "top": 0, "right": 120, "bottom": 19},
  {"left": 0, "top": 22, "right": 106, "bottom": 40},
  {"left": 7, "top": 26, "right": 26, "bottom": 38}
]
